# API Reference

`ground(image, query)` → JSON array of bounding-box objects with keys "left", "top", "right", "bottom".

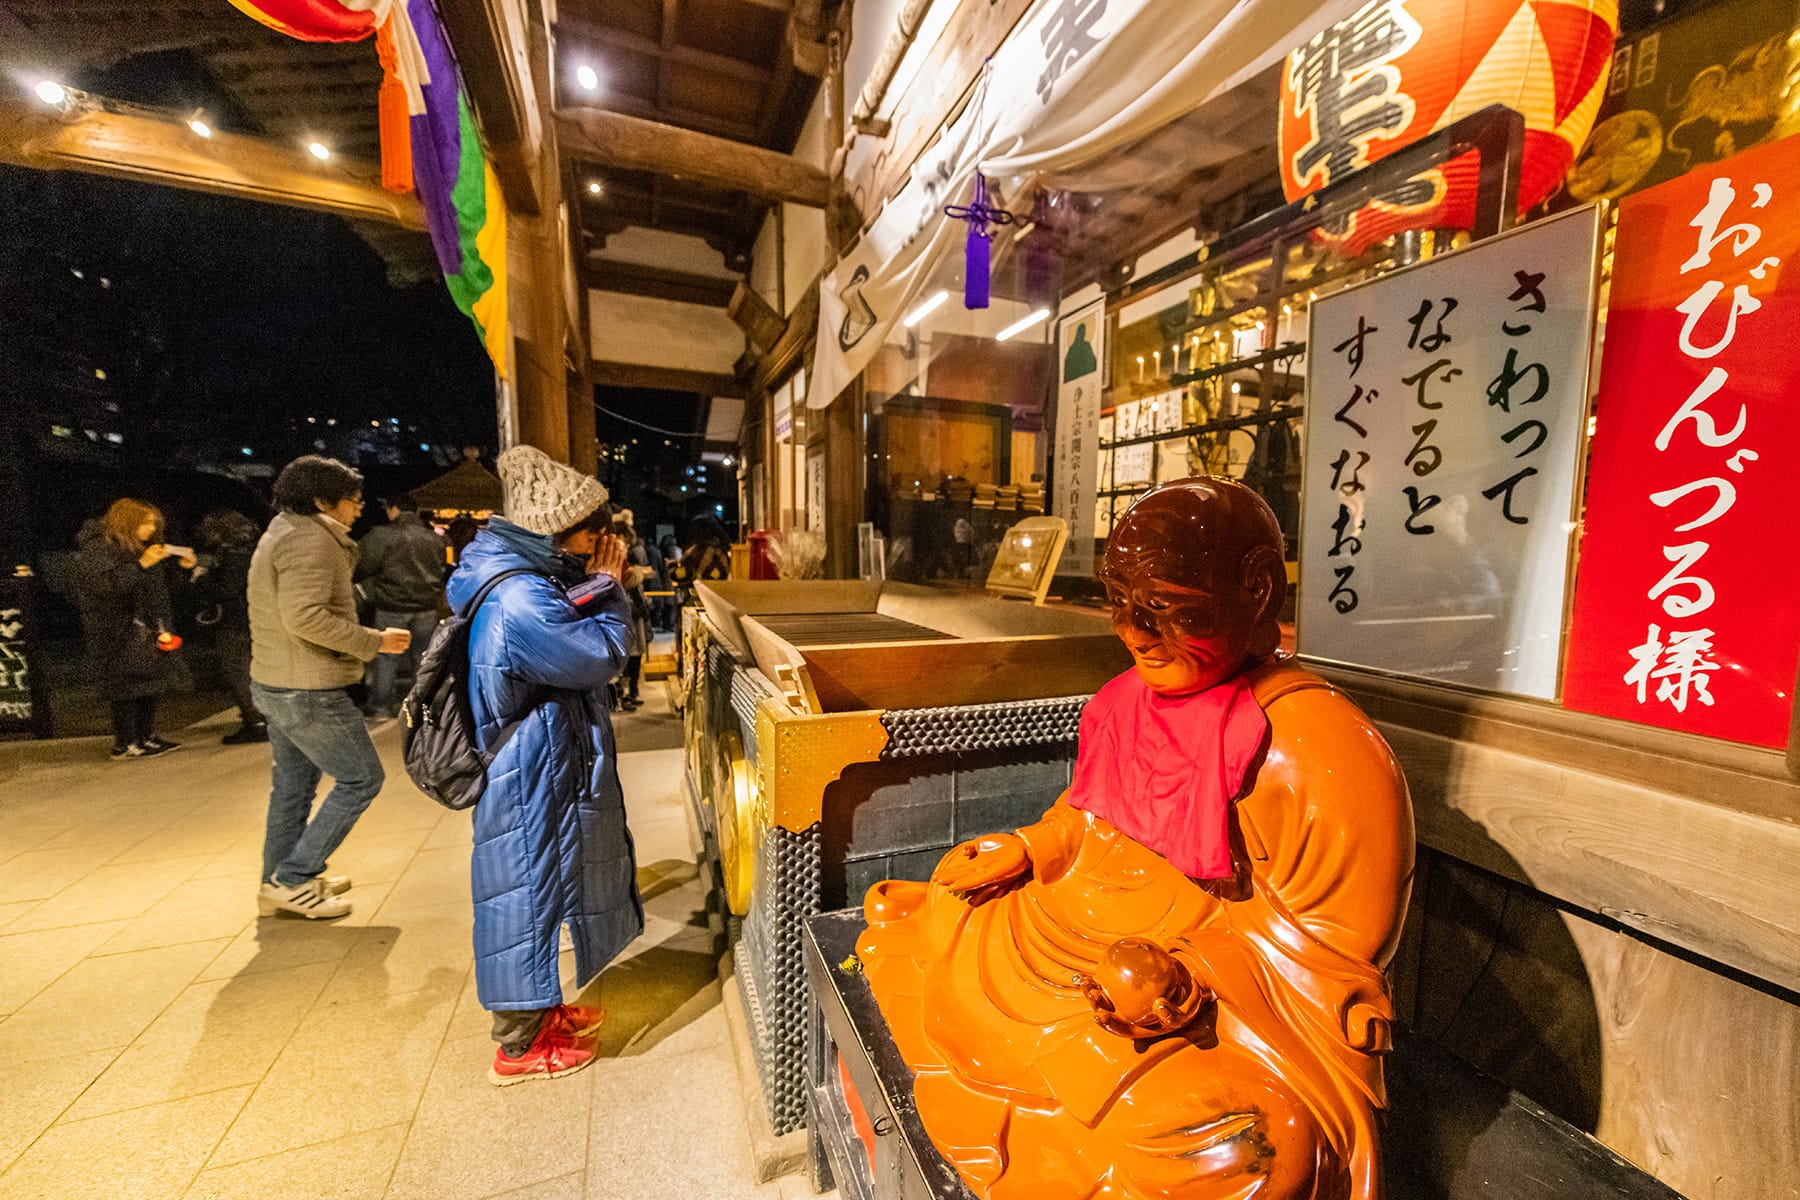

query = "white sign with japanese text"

[
  {"left": 1297, "top": 205, "right": 1602, "bottom": 699},
  {"left": 1054, "top": 298, "right": 1105, "bottom": 575}
]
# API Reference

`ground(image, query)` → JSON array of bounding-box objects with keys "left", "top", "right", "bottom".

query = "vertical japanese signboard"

[
  {"left": 1564, "top": 133, "right": 1800, "bottom": 747},
  {"left": 0, "top": 570, "right": 48, "bottom": 738},
  {"left": 1053, "top": 299, "right": 1105, "bottom": 576},
  {"left": 1298, "top": 205, "right": 1602, "bottom": 698}
]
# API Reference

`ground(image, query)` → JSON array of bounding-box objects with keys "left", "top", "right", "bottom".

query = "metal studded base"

[
  {"left": 880, "top": 695, "right": 1088, "bottom": 758},
  {"left": 736, "top": 822, "right": 822, "bottom": 1137}
]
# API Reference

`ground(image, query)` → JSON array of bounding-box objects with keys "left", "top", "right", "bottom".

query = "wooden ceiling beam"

[
  {"left": 0, "top": 98, "right": 424, "bottom": 230},
  {"left": 658, "top": 0, "right": 680, "bottom": 111},
  {"left": 756, "top": 11, "right": 797, "bottom": 143},
  {"left": 566, "top": 93, "right": 758, "bottom": 143},
  {"left": 592, "top": 360, "right": 747, "bottom": 398},
  {"left": 556, "top": 107, "right": 826, "bottom": 207},
  {"left": 556, "top": 16, "right": 771, "bottom": 85},
  {"left": 583, "top": 258, "right": 739, "bottom": 307}
]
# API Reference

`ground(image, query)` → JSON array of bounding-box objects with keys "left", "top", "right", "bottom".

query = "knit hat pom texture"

[{"left": 496, "top": 445, "right": 609, "bottom": 536}]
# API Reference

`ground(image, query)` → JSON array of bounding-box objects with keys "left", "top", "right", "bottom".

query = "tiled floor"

[{"left": 0, "top": 686, "right": 822, "bottom": 1200}]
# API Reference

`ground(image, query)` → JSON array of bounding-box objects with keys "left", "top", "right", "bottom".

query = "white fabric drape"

[{"left": 807, "top": 0, "right": 1362, "bottom": 408}]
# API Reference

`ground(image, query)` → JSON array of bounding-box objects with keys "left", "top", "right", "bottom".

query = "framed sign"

[
  {"left": 1564, "top": 132, "right": 1800, "bottom": 747},
  {"left": 1053, "top": 299, "right": 1105, "bottom": 575},
  {"left": 806, "top": 449, "right": 826, "bottom": 534},
  {"left": 1297, "top": 205, "right": 1602, "bottom": 698}
]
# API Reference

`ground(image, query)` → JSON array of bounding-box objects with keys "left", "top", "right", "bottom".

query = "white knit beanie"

[{"left": 496, "top": 446, "right": 609, "bottom": 536}]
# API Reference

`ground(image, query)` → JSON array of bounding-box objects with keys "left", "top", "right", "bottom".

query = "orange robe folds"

[{"left": 857, "top": 662, "right": 1415, "bottom": 1200}]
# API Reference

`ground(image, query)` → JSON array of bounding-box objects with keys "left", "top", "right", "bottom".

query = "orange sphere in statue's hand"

[{"left": 1091, "top": 937, "right": 1188, "bottom": 1028}]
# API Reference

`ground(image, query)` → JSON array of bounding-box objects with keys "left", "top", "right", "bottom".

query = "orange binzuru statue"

[{"left": 857, "top": 478, "right": 1415, "bottom": 1200}]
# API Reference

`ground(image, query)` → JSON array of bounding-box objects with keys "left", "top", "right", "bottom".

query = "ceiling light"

[
  {"left": 34, "top": 80, "right": 67, "bottom": 106},
  {"left": 308, "top": 142, "right": 330, "bottom": 161},
  {"left": 575, "top": 63, "right": 600, "bottom": 92},
  {"left": 188, "top": 118, "right": 213, "bottom": 138},
  {"left": 587, "top": 180, "right": 602, "bottom": 195},
  {"left": 996, "top": 308, "right": 1050, "bottom": 342},
  {"left": 902, "top": 290, "right": 949, "bottom": 329}
]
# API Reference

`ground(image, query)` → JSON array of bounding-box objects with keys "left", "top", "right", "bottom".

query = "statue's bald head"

[{"left": 1099, "top": 478, "right": 1286, "bottom": 687}]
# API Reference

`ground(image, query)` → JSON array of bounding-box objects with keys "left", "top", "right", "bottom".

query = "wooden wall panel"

[
  {"left": 1378, "top": 723, "right": 1800, "bottom": 994},
  {"left": 1400, "top": 851, "right": 1800, "bottom": 1200}
]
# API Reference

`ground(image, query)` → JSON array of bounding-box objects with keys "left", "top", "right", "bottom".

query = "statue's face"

[{"left": 1102, "top": 566, "right": 1256, "bottom": 696}]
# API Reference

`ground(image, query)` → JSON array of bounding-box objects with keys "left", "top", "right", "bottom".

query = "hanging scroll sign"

[{"left": 1297, "top": 205, "right": 1602, "bottom": 699}]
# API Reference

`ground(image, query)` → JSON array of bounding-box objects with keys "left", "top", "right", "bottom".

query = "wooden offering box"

[
  {"left": 696, "top": 579, "right": 1128, "bottom": 714},
  {"left": 681, "top": 580, "right": 1128, "bottom": 1144}
]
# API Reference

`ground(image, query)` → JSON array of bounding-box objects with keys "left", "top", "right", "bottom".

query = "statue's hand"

[
  {"left": 931, "top": 833, "right": 1032, "bottom": 905},
  {"left": 1075, "top": 937, "right": 1213, "bottom": 1038}
]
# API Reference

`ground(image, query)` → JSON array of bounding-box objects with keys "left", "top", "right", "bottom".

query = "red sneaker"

[
  {"left": 488, "top": 1024, "right": 598, "bottom": 1086},
  {"left": 545, "top": 1003, "right": 606, "bottom": 1038}
]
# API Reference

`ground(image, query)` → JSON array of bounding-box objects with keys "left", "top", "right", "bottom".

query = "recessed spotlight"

[
  {"left": 188, "top": 119, "right": 213, "bottom": 138},
  {"left": 587, "top": 180, "right": 602, "bottom": 195},
  {"left": 308, "top": 142, "right": 330, "bottom": 161},
  {"left": 575, "top": 63, "right": 600, "bottom": 92},
  {"left": 34, "top": 80, "right": 67, "bottom": 106}
]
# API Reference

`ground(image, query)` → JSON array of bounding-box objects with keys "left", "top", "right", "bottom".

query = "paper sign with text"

[
  {"left": 1054, "top": 299, "right": 1105, "bottom": 575},
  {"left": 1564, "top": 134, "right": 1800, "bottom": 747},
  {"left": 1298, "top": 206, "right": 1602, "bottom": 698}
]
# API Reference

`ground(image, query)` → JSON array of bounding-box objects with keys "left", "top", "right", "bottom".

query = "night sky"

[{"left": 0, "top": 161, "right": 499, "bottom": 552}]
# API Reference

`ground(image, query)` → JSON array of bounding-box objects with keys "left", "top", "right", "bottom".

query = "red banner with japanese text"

[{"left": 1564, "top": 132, "right": 1800, "bottom": 747}]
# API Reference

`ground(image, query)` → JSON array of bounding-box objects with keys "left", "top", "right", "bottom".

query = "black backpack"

[{"left": 400, "top": 567, "right": 538, "bottom": 810}]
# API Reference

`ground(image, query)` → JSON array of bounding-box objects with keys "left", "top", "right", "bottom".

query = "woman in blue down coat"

[{"left": 448, "top": 446, "right": 643, "bottom": 1085}]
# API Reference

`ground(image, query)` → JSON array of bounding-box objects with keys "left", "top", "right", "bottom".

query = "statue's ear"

[{"left": 1240, "top": 546, "right": 1284, "bottom": 623}]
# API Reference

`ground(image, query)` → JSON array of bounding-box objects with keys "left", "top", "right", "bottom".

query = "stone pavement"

[{"left": 0, "top": 687, "right": 822, "bottom": 1200}]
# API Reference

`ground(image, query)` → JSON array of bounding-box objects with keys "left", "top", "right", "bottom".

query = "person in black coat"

[
  {"left": 195, "top": 510, "right": 266, "bottom": 744},
  {"left": 70, "top": 499, "right": 195, "bottom": 758}
]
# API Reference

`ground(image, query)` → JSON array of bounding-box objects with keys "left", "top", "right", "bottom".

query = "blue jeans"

[
  {"left": 367, "top": 608, "right": 440, "bottom": 717},
  {"left": 254, "top": 683, "right": 385, "bottom": 886}
]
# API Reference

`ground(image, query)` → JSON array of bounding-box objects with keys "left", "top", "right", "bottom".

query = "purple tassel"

[
  {"left": 945, "top": 171, "right": 1014, "bottom": 312},
  {"left": 965, "top": 226, "right": 991, "bottom": 309}
]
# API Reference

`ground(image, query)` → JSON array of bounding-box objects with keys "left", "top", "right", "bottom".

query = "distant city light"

[
  {"left": 188, "top": 119, "right": 213, "bottom": 138},
  {"left": 420, "top": 443, "right": 429, "bottom": 451},
  {"left": 326, "top": 418, "right": 337, "bottom": 426},
  {"left": 100, "top": 278, "right": 109, "bottom": 288},
  {"left": 93, "top": 368, "right": 105, "bottom": 380},
  {"left": 680, "top": 486, "right": 688, "bottom": 493},
  {"left": 34, "top": 80, "right": 67, "bottom": 107},
  {"left": 308, "top": 142, "right": 331, "bottom": 161},
  {"left": 575, "top": 64, "right": 600, "bottom": 92},
  {"left": 241, "top": 447, "right": 253, "bottom": 456},
  {"left": 70, "top": 268, "right": 83, "bottom": 279},
  {"left": 714, "top": 504, "right": 724, "bottom": 515},
  {"left": 105, "top": 432, "right": 123, "bottom": 444}
]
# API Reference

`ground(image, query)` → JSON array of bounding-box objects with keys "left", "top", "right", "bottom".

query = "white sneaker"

[
  {"left": 320, "top": 875, "right": 352, "bottom": 896},
  {"left": 258, "top": 878, "right": 352, "bottom": 920}
]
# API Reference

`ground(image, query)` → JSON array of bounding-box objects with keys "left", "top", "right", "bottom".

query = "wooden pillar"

[
  {"left": 507, "top": 16, "right": 579, "bottom": 464},
  {"left": 566, "top": 217, "right": 598, "bottom": 474},
  {"left": 824, "top": 378, "right": 863, "bottom": 578}
]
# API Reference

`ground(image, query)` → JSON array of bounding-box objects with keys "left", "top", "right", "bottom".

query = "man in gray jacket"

[
  {"left": 355, "top": 499, "right": 448, "bottom": 718},
  {"left": 249, "top": 456, "right": 410, "bottom": 919}
]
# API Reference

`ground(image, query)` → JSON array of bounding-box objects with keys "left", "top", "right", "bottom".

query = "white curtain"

[{"left": 807, "top": 0, "right": 1362, "bottom": 408}]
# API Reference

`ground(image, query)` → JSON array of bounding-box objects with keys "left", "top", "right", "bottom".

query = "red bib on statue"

[{"left": 1067, "top": 669, "right": 1270, "bottom": 880}]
